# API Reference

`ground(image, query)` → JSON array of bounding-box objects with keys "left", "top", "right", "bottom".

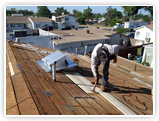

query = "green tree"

[
  {"left": 109, "top": 18, "right": 122, "bottom": 27},
  {"left": 95, "top": 13, "right": 102, "bottom": 20},
  {"left": 83, "top": 7, "right": 93, "bottom": 20},
  {"left": 73, "top": 9, "right": 77, "bottom": 16},
  {"left": 122, "top": 6, "right": 153, "bottom": 17},
  {"left": 37, "top": 6, "right": 52, "bottom": 17},
  {"left": 115, "top": 27, "right": 131, "bottom": 34},
  {"left": 10, "top": 8, "right": 17, "bottom": 14},
  {"left": 77, "top": 16, "right": 85, "bottom": 24},
  {"left": 103, "top": 7, "right": 123, "bottom": 25},
  {"left": 74, "top": 11, "right": 82, "bottom": 18},
  {"left": 52, "top": 7, "right": 70, "bottom": 16},
  {"left": 6, "top": 10, "right": 12, "bottom": 16},
  {"left": 143, "top": 15, "right": 151, "bottom": 22},
  {"left": 132, "top": 13, "right": 144, "bottom": 20}
]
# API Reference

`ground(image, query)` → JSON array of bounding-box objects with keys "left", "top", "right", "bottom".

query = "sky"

[{"left": 6, "top": 5, "right": 151, "bottom": 16}]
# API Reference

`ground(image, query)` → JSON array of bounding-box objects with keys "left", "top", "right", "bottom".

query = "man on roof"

[{"left": 91, "top": 43, "right": 119, "bottom": 92}]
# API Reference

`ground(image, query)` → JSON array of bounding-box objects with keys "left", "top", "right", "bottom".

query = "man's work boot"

[{"left": 100, "top": 86, "right": 105, "bottom": 92}]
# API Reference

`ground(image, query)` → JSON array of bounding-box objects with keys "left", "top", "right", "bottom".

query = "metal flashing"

[
  {"left": 43, "top": 91, "right": 52, "bottom": 97},
  {"left": 64, "top": 103, "right": 74, "bottom": 111},
  {"left": 17, "top": 64, "right": 23, "bottom": 71}
]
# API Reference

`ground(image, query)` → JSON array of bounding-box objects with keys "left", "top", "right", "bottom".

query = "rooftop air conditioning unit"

[{"left": 36, "top": 51, "right": 78, "bottom": 81}]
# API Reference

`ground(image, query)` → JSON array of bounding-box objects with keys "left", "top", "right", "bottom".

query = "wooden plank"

[
  {"left": 100, "top": 92, "right": 137, "bottom": 115},
  {"left": 23, "top": 71, "right": 60, "bottom": 115},
  {"left": 37, "top": 77, "right": 76, "bottom": 115},
  {"left": 11, "top": 72, "right": 39, "bottom": 115},
  {"left": 108, "top": 76, "right": 152, "bottom": 115},
  {"left": 21, "top": 72, "right": 45, "bottom": 115},
  {"left": 24, "top": 48, "right": 79, "bottom": 115},
  {"left": 89, "top": 94, "right": 123, "bottom": 115},
  {"left": 47, "top": 72, "right": 92, "bottom": 115},
  {"left": 59, "top": 72, "right": 124, "bottom": 115},
  {"left": 63, "top": 71, "right": 100, "bottom": 93},
  {"left": 6, "top": 43, "right": 20, "bottom": 74},
  {"left": 56, "top": 73, "right": 99, "bottom": 115},
  {"left": 11, "top": 45, "right": 60, "bottom": 115},
  {"left": 63, "top": 71, "right": 136, "bottom": 115},
  {"left": 69, "top": 54, "right": 153, "bottom": 115},
  {"left": 6, "top": 55, "right": 11, "bottom": 78},
  {"left": 6, "top": 77, "right": 19, "bottom": 115}
]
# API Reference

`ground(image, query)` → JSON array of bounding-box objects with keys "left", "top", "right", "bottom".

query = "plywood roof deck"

[
  {"left": 6, "top": 40, "right": 124, "bottom": 115},
  {"left": 6, "top": 40, "right": 153, "bottom": 115},
  {"left": 70, "top": 54, "right": 153, "bottom": 115}
]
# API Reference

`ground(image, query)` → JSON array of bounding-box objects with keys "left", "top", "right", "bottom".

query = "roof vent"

[{"left": 36, "top": 51, "right": 78, "bottom": 81}]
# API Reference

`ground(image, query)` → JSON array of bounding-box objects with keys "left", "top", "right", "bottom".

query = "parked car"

[
  {"left": 128, "top": 33, "right": 135, "bottom": 38},
  {"left": 42, "top": 26, "right": 54, "bottom": 31},
  {"left": 111, "top": 23, "right": 124, "bottom": 31},
  {"left": 61, "top": 26, "right": 71, "bottom": 30}
]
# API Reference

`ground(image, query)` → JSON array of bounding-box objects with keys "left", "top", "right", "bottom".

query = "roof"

[
  {"left": 135, "top": 19, "right": 143, "bottom": 22},
  {"left": 29, "top": 16, "right": 52, "bottom": 22},
  {"left": 134, "top": 24, "right": 153, "bottom": 31},
  {"left": 6, "top": 40, "right": 153, "bottom": 115},
  {"left": 50, "top": 28, "right": 117, "bottom": 44},
  {"left": 145, "top": 24, "right": 153, "bottom": 31},
  {"left": 6, "top": 16, "right": 31, "bottom": 24},
  {"left": 57, "top": 14, "right": 70, "bottom": 18}
]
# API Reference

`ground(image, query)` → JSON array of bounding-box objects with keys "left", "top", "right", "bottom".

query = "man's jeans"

[{"left": 95, "top": 54, "right": 115, "bottom": 87}]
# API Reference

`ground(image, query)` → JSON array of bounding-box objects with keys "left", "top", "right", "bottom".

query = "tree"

[
  {"left": 82, "top": 7, "right": 93, "bottom": 20},
  {"left": 73, "top": 9, "right": 77, "bottom": 16},
  {"left": 6, "top": 10, "right": 12, "bottom": 16},
  {"left": 10, "top": 8, "right": 17, "bottom": 14},
  {"left": 94, "top": 13, "right": 102, "bottom": 20},
  {"left": 143, "top": 15, "right": 151, "bottom": 22},
  {"left": 77, "top": 16, "right": 85, "bottom": 24},
  {"left": 52, "top": 7, "right": 70, "bottom": 16},
  {"left": 115, "top": 27, "right": 131, "bottom": 34},
  {"left": 75, "top": 11, "right": 82, "bottom": 18},
  {"left": 103, "top": 7, "right": 123, "bottom": 25},
  {"left": 37, "top": 6, "right": 52, "bottom": 17},
  {"left": 122, "top": 6, "right": 153, "bottom": 17}
]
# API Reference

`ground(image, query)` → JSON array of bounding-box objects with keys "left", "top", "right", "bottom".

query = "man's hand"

[{"left": 113, "top": 56, "right": 117, "bottom": 63}]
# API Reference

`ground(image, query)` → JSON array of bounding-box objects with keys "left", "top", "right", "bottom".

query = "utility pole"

[{"left": 87, "top": 6, "right": 89, "bottom": 27}]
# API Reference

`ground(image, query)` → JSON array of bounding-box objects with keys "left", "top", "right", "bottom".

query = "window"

[
  {"left": 136, "top": 31, "right": 140, "bottom": 38},
  {"left": 10, "top": 23, "right": 16, "bottom": 27},
  {"left": 65, "top": 18, "right": 69, "bottom": 21},
  {"left": 145, "top": 33, "right": 151, "bottom": 42},
  {"left": 17, "top": 23, "right": 22, "bottom": 27},
  {"left": 36, "top": 24, "right": 41, "bottom": 28}
]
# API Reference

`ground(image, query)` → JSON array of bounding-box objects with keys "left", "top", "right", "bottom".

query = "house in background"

[
  {"left": 6, "top": 15, "right": 32, "bottom": 32},
  {"left": 28, "top": 16, "right": 53, "bottom": 29},
  {"left": 134, "top": 24, "right": 153, "bottom": 44},
  {"left": 52, "top": 13, "right": 79, "bottom": 29},
  {"left": 142, "top": 44, "right": 153, "bottom": 68}
]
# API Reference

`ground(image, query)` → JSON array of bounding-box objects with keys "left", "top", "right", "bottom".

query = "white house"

[
  {"left": 6, "top": 15, "right": 54, "bottom": 32},
  {"left": 134, "top": 24, "right": 153, "bottom": 44},
  {"left": 28, "top": 16, "right": 53, "bottom": 29},
  {"left": 6, "top": 16, "right": 32, "bottom": 32},
  {"left": 52, "top": 14, "right": 79, "bottom": 29}
]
